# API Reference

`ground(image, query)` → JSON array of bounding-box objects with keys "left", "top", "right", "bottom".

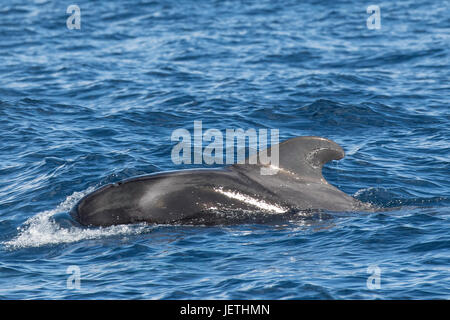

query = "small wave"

[
  {"left": 354, "top": 187, "right": 448, "bottom": 208},
  {"left": 354, "top": 187, "right": 406, "bottom": 208},
  {"left": 3, "top": 188, "right": 150, "bottom": 250},
  {"left": 297, "top": 99, "right": 397, "bottom": 128}
]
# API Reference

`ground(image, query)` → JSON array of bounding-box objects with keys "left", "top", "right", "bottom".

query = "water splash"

[{"left": 3, "top": 188, "right": 150, "bottom": 250}]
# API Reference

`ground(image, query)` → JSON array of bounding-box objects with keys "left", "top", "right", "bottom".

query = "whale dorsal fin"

[{"left": 231, "top": 136, "right": 345, "bottom": 183}]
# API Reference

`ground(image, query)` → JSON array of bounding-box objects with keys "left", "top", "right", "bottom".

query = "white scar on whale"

[{"left": 214, "top": 187, "right": 287, "bottom": 213}]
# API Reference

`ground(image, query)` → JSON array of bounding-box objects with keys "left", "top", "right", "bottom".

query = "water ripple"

[{"left": 0, "top": 0, "right": 448, "bottom": 299}]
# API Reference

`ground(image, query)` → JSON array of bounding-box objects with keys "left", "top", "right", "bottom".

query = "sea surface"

[{"left": 0, "top": 0, "right": 449, "bottom": 299}]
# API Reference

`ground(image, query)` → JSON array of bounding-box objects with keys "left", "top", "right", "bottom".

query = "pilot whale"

[{"left": 71, "top": 136, "right": 374, "bottom": 227}]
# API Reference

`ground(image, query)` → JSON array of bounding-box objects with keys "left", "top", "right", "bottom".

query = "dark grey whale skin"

[{"left": 71, "top": 136, "right": 373, "bottom": 227}]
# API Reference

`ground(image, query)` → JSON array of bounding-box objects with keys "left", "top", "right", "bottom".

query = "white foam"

[
  {"left": 354, "top": 187, "right": 377, "bottom": 197},
  {"left": 3, "top": 188, "right": 149, "bottom": 250}
]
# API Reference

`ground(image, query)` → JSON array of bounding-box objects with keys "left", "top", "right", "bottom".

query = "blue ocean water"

[{"left": 0, "top": 0, "right": 449, "bottom": 299}]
